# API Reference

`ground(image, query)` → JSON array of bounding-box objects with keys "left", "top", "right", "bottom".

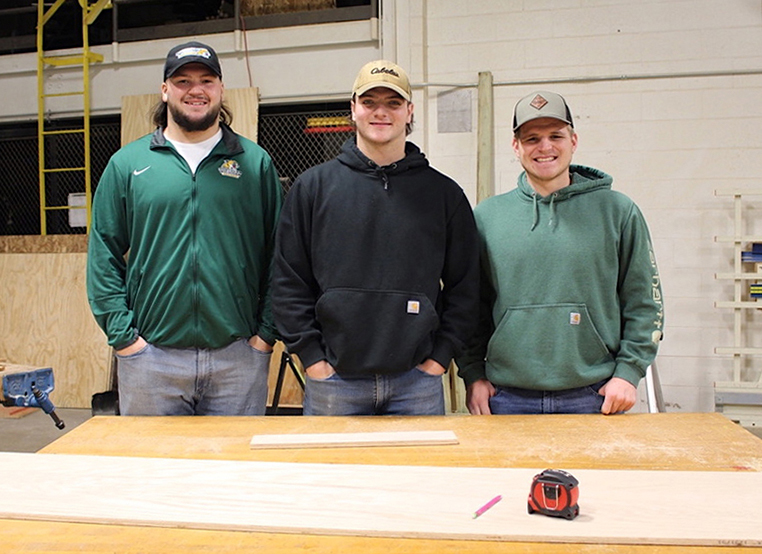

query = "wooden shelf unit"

[{"left": 713, "top": 189, "right": 762, "bottom": 427}]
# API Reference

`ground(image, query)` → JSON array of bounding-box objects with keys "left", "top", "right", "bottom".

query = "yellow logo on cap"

[{"left": 176, "top": 47, "right": 212, "bottom": 60}]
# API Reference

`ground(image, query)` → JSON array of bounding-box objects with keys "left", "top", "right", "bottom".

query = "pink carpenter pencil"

[{"left": 472, "top": 494, "right": 502, "bottom": 519}]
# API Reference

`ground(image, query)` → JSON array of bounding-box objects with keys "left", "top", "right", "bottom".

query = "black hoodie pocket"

[{"left": 315, "top": 288, "right": 439, "bottom": 375}]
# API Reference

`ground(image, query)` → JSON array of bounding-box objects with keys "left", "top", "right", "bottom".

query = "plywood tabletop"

[{"left": 38, "top": 412, "right": 762, "bottom": 471}]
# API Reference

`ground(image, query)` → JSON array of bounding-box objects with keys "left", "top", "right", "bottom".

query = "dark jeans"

[
  {"left": 488, "top": 379, "right": 608, "bottom": 415},
  {"left": 303, "top": 366, "right": 446, "bottom": 416}
]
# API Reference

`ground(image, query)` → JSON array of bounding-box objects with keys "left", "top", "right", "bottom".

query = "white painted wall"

[
  {"left": 401, "top": 0, "right": 762, "bottom": 415},
  {"left": 2, "top": 0, "right": 760, "bottom": 414}
]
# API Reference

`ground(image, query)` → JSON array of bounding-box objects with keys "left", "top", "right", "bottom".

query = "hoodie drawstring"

[
  {"left": 530, "top": 191, "right": 558, "bottom": 230},
  {"left": 548, "top": 192, "right": 557, "bottom": 227},
  {"left": 375, "top": 163, "right": 396, "bottom": 190}
]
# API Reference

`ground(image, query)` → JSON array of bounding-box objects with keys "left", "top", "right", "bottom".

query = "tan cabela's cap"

[{"left": 352, "top": 60, "right": 412, "bottom": 101}]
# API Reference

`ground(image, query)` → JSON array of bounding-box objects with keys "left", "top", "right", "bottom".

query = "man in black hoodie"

[{"left": 272, "top": 60, "right": 479, "bottom": 415}]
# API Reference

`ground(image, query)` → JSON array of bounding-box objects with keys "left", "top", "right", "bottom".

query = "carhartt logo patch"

[
  {"left": 529, "top": 94, "right": 549, "bottom": 110},
  {"left": 218, "top": 159, "right": 241, "bottom": 179},
  {"left": 407, "top": 300, "right": 420, "bottom": 315},
  {"left": 570, "top": 312, "right": 581, "bottom": 325}
]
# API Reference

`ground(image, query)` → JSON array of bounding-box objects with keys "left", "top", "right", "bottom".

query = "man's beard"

[{"left": 168, "top": 101, "right": 221, "bottom": 132}]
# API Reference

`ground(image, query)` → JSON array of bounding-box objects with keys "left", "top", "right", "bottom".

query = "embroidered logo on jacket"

[
  {"left": 407, "top": 300, "right": 420, "bottom": 315},
  {"left": 218, "top": 159, "right": 242, "bottom": 179}
]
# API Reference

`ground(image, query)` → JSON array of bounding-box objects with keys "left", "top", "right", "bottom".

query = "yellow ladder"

[{"left": 37, "top": 0, "right": 111, "bottom": 234}]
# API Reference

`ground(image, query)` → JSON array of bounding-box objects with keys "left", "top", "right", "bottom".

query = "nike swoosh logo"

[{"left": 133, "top": 166, "right": 150, "bottom": 176}]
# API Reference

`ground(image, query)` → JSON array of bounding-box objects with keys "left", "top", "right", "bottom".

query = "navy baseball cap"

[{"left": 163, "top": 41, "right": 222, "bottom": 80}]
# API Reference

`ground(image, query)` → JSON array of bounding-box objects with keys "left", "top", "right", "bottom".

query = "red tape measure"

[{"left": 527, "top": 469, "right": 580, "bottom": 520}]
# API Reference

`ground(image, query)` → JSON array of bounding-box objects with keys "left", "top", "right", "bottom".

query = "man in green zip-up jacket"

[
  {"left": 457, "top": 91, "right": 663, "bottom": 416},
  {"left": 87, "top": 42, "right": 282, "bottom": 416}
]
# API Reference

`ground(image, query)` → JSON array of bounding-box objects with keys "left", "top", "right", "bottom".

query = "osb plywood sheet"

[
  {"left": 250, "top": 430, "right": 458, "bottom": 449},
  {"left": 1, "top": 452, "right": 760, "bottom": 547},
  {"left": 0, "top": 235, "right": 87, "bottom": 254},
  {"left": 225, "top": 88, "right": 259, "bottom": 143},
  {"left": 121, "top": 88, "right": 259, "bottom": 146},
  {"left": 0, "top": 252, "right": 111, "bottom": 408},
  {"left": 0, "top": 251, "right": 299, "bottom": 408},
  {"left": 120, "top": 93, "right": 158, "bottom": 146}
]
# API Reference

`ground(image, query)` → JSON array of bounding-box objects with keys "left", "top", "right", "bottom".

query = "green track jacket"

[{"left": 87, "top": 124, "right": 282, "bottom": 350}]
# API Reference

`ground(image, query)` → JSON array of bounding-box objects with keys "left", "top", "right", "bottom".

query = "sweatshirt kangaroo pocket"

[
  {"left": 316, "top": 288, "right": 439, "bottom": 375},
  {"left": 487, "top": 303, "right": 612, "bottom": 379}
]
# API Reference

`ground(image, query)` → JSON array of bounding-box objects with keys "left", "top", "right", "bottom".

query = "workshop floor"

[
  {"left": 0, "top": 408, "right": 92, "bottom": 452},
  {"left": 0, "top": 409, "right": 761, "bottom": 453}
]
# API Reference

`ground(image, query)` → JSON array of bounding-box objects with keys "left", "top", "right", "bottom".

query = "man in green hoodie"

[
  {"left": 457, "top": 91, "right": 663, "bottom": 415},
  {"left": 87, "top": 42, "right": 282, "bottom": 416}
]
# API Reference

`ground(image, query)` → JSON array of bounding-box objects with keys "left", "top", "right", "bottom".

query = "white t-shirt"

[{"left": 166, "top": 129, "right": 223, "bottom": 175}]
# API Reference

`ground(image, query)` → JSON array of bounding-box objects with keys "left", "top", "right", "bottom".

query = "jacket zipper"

[{"left": 190, "top": 167, "right": 200, "bottom": 345}]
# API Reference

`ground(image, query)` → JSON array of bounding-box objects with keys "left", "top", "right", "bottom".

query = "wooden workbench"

[{"left": 1, "top": 412, "right": 761, "bottom": 553}]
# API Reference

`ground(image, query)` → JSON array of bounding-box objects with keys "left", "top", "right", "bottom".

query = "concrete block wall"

[{"left": 399, "top": 0, "right": 762, "bottom": 413}]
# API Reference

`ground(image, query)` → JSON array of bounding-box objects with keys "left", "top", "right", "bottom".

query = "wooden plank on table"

[
  {"left": 1, "top": 452, "right": 760, "bottom": 547},
  {"left": 250, "top": 430, "right": 458, "bottom": 449}
]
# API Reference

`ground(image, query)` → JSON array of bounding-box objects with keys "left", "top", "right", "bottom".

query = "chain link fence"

[
  {"left": 0, "top": 127, "right": 38, "bottom": 235},
  {"left": 0, "top": 105, "right": 351, "bottom": 235},
  {"left": 259, "top": 107, "right": 353, "bottom": 196},
  {"left": 0, "top": 119, "right": 120, "bottom": 236}
]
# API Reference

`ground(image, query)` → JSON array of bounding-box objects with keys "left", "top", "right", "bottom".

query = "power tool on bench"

[
  {"left": 1, "top": 365, "right": 65, "bottom": 429},
  {"left": 527, "top": 468, "right": 579, "bottom": 520}
]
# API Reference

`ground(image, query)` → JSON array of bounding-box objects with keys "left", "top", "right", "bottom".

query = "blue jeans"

[
  {"left": 488, "top": 379, "right": 608, "bottom": 415},
  {"left": 116, "top": 338, "right": 271, "bottom": 416},
  {"left": 303, "top": 367, "right": 445, "bottom": 416}
]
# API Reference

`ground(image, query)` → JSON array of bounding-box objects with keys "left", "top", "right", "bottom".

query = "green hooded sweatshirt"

[
  {"left": 87, "top": 125, "right": 282, "bottom": 350},
  {"left": 457, "top": 164, "right": 663, "bottom": 391}
]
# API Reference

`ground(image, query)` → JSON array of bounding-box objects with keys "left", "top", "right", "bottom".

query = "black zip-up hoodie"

[{"left": 272, "top": 137, "right": 479, "bottom": 376}]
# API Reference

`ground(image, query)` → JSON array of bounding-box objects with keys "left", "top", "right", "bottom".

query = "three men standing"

[{"left": 88, "top": 46, "right": 661, "bottom": 418}]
